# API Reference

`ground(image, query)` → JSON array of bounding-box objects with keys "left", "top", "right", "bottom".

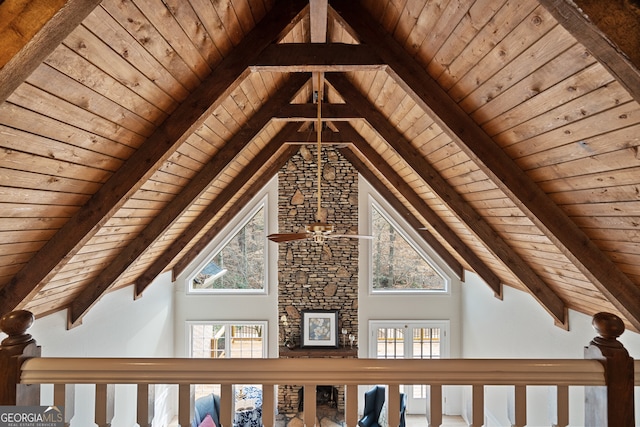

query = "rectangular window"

[
  {"left": 191, "top": 322, "right": 266, "bottom": 358},
  {"left": 190, "top": 321, "right": 266, "bottom": 399}
]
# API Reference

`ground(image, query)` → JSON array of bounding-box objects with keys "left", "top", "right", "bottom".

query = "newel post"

[
  {"left": 0, "top": 310, "right": 41, "bottom": 405},
  {"left": 584, "top": 312, "right": 635, "bottom": 426}
]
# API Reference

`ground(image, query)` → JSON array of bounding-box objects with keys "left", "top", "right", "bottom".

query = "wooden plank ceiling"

[{"left": 0, "top": 0, "right": 639, "bottom": 331}]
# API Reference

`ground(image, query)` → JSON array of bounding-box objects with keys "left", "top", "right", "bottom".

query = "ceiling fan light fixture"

[
  {"left": 307, "top": 221, "right": 333, "bottom": 235},
  {"left": 305, "top": 222, "right": 334, "bottom": 233},
  {"left": 268, "top": 74, "right": 371, "bottom": 244},
  {"left": 306, "top": 222, "right": 334, "bottom": 242}
]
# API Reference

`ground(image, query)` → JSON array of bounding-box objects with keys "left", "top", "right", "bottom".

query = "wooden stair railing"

[{"left": 1, "top": 311, "right": 636, "bottom": 427}]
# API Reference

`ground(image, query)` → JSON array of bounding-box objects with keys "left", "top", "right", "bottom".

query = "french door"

[{"left": 369, "top": 321, "right": 449, "bottom": 414}]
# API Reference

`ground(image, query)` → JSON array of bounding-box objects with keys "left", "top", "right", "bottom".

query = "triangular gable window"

[
  {"left": 371, "top": 204, "right": 447, "bottom": 292},
  {"left": 190, "top": 205, "right": 265, "bottom": 292}
]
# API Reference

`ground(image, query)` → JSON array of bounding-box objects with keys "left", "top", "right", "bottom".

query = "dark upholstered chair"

[
  {"left": 399, "top": 392, "right": 407, "bottom": 427},
  {"left": 358, "top": 386, "right": 385, "bottom": 427},
  {"left": 192, "top": 393, "right": 220, "bottom": 427},
  {"left": 358, "top": 386, "right": 407, "bottom": 427}
]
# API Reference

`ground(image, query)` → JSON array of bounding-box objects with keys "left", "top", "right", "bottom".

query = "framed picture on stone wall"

[{"left": 301, "top": 310, "right": 339, "bottom": 348}]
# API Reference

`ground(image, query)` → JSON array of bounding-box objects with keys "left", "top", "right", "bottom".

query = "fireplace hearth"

[{"left": 298, "top": 385, "right": 339, "bottom": 411}]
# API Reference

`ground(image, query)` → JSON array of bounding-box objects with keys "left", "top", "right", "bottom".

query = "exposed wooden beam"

[
  {"left": 0, "top": 0, "right": 103, "bottom": 104},
  {"left": 327, "top": 73, "right": 567, "bottom": 327},
  {"left": 310, "top": 0, "right": 328, "bottom": 95},
  {"left": 0, "top": 0, "right": 309, "bottom": 318},
  {"left": 171, "top": 143, "right": 301, "bottom": 284},
  {"left": 250, "top": 43, "right": 386, "bottom": 72},
  {"left": 66, "top": 76, "right": 309, "bottom": 327},
  {"left": 337, "top": 144, "right": 465, "bottom": 282},
  {"left": 309, "top": 0, "right": 329, "bottom": 93},
  {"left": 274, "top": 103, "right": 358, "bottom": 121},
  {"left": 140, "top": 125, "right": 301, "bottom": 296},
  {"left": 286, "top": 130, "right": 344, "bottom": 144},
  {"left": 538, "top": 0, "right": 640, "bottom": 103},
  {"left": 310, "top": 0, "right": 328, "bottom": 43},
  {"left": 332, "top": 0, "right": 640, "bottom": 331},
  {"left": 0, "top": 0, "right": 65, "bottom": 67},
  {"left": 335, "top": 122, "right": 503, "bottom": 295}
]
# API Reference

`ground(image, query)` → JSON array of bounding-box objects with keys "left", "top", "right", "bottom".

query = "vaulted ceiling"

[{"left": 0, "top": 0, "right": 639, "bottom": 331}]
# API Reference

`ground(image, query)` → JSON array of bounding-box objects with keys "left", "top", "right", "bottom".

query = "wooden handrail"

[
  {"left": 20, "top": 357, "right": 606, "bottom": 386},
  {"left": 2, "top": 310, "right": 636, "bottom": 426},
  {"left": 19, "top": 357, "right": 608, "bottom": 427}
]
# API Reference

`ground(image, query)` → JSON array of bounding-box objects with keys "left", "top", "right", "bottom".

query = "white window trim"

[
  {"left": 368, "top": 320, "right": 450, "bottom": 359},
  {"left": 186, "top": 193, "right": 270, "bottom": 295},
  {"left": 187, "top": 320, "right": 269, "bottom": 359},
  {"left": 367, "top": 195, "right": 451, "bottom": 295}
]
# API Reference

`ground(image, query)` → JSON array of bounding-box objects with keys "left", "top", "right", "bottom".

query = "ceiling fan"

[{"left": 268, "top": 75, "right": 372, "bottom": 243}]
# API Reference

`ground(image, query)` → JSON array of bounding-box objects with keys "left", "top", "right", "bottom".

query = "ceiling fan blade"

[
  {"left": 328, "top": 234, "right": 374, "bottom": 240},
  {"left": 267, "top": 233, "right": 310, "bottom": 242}
]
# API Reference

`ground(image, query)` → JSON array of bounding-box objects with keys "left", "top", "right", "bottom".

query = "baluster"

[
  {"left": 303, "top": 383, "right": 316, "bottom": 427},
  {"left": 470, "top": 384, "right": 484, "bottom": 427},
  {"left": 54, "top": 383, "right": 74, "bottom": 427},
  {"left": 507, "top": 385, "right": 526, "bottom": 427},
  {"left": 220, "top": 384, "right": 233, "bottom": 427},
  {"left": 549, "top": 385, "right": 568, "bottom": 427},
  {"left": 345, "top": 384, "right": 358, "bottom": 427},
  {"left": 136, "top": 383, "right": 154, "bottom": 427},
  {"left": 426, "top": 384, "right": 442, "bottom": 427},
  {"left": 388, "top": 384, "right": 400, "bottom": 427},
  {"left": 262, "top": 384, "right": 276, "bottom": 427},
  {"left": 95, "top": 383, "right": 114, "bottom": 427},
  {"left": 178, "top": 384, "right": 191, "bottom": 427}
]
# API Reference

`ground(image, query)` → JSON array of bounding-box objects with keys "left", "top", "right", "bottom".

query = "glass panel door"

[
  {"left": 375, "top": 327, "right": 405, "bottom": 359},
  {"left": 370, "top": 321, "right": 449, "bottom": 414}
]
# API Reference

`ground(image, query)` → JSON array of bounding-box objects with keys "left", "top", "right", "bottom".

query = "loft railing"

[
  {"left": 14, "top": 357, "right": 615, "bottom": 427},
  {"left": 1, "top": 310, "right": 637, "bottom": 427}
]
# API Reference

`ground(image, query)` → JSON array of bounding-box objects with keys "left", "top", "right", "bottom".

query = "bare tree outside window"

[
  {"left": 191, "top": 207, "right": 265, "bottom": 291},
  {"left": 372, "top": 206, "right": 445, "bottom": 291}
]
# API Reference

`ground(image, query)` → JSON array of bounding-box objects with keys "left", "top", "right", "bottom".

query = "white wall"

[
  {"left": 357, "top": 176, "right": 463, "bottom": 360},
  {"left": 23, "top": 272, "right": 175, "bottom": 427},
  {"left": 462, "top": 271, "right": 640, "bottom": 426},
  {"left": 173, "top": 177, "right": 280, "bottom": 358},
  {"left": 356, "top": 176, "right": 464, "bottom": 416},
  {"left": 172, "top": 290, "right": 279, "bottom": 358},
  {"left": 29, "top": 273, "right": 174, "bottom": 357}
]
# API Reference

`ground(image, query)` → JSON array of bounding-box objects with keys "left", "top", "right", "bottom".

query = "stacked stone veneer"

[{"left": 277, "top": 145, "right": 358, "bottom": 413}]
